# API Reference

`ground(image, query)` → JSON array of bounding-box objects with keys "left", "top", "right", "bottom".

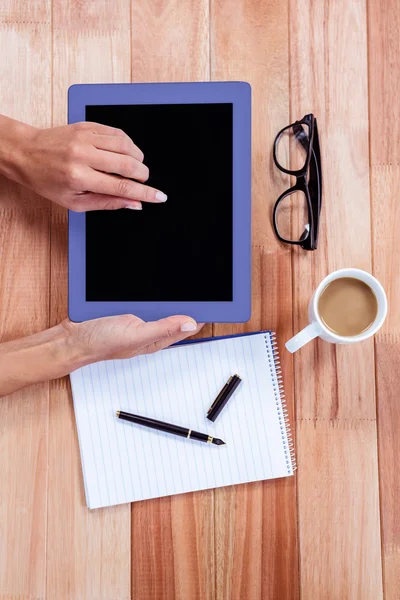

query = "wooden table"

[{"left": 0, "top": 1, "right": 398, "bottom": 598}]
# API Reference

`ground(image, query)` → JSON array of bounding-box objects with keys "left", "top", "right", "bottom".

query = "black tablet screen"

[{"left": 85, "top": 104, "right": 233, "bottom": 302}]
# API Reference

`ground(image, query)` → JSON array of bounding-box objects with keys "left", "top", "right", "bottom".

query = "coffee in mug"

[
  {"left": 318, "top": 277, "right": 378, "bottom": 337},
  {"left": 285, "top": 268, "right": 387, "bottom": 353}
]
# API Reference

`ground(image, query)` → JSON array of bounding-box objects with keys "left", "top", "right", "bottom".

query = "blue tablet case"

[{"left": 68, "top": 82, "right": 251, "bottom": 323}]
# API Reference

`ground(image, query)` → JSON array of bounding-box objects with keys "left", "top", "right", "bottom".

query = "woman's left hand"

[{"left": 0, "top": 115, "right": 168, "bottom": 211}]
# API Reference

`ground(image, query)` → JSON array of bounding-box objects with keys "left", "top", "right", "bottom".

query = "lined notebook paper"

[{"left": 70, "top": 331, "right": 295, "bottom": 509}]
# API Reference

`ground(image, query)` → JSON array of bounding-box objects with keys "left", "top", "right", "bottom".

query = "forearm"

[
  {"left": 0, "top": 323, "right": 89, "bottom": 397},
  {"left": 0, "top": 114, "right": 34, "bottom": 183}
]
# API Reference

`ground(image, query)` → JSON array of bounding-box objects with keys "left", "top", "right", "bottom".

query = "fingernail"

[
  {"left": 155, "top": 191, "right": 168, "bottom": 202},
  {"left": 126, "top": 205, "right": 142, "bottom": 210},
  {"left": 181, "top": 321, "right": 197, "bottom": 332}
]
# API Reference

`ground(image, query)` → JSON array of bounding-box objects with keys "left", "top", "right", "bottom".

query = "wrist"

[
  {"left": 0, "top": 115, "right": 37, "bottom": 183},
  {"left": 58, "top": 320, "right": 96, "bottom": 372},
  {"left": 0, "top": 323, "right": 91, "bottom": 396}
]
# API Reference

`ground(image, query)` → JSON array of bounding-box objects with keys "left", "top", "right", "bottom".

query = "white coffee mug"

[{"left": 285, "top": 268, "right": 387, "bottom": 353}]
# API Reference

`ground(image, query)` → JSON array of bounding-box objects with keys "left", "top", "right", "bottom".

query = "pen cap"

[{"left": 207, "top": 375, "right": 242, "bottom": 422}]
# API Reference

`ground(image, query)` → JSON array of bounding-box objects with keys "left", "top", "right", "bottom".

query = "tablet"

[{"left": 68, "top": 82, "right": 251, "bottom": 323}]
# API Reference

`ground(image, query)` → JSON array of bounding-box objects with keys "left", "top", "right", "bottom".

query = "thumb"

[
  {"left": 74, "top": 193, "right": 142, "bottom": 211},
  {"left": 133, "top": 315, "right": 198, "bottom": 349}
]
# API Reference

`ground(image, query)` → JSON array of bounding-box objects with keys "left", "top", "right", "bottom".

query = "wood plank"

[
  {"left": 0, "top": 21, "right": 51, "bottom": 599},
  {"left": 297, "top": 420, "right": 381, "bottom": 596},
  {"left": 210, "top": 1, "right": 299, "bottom": 598},
  {"left": 130, "top": 2, "right": 213, "bottom": 599},
  {"left": 368, "top": 0, "right": 400, "bottom": 596},
  {"left": 289, "top": 0, "right": 383, "bottom": 596},
  {"left": 131, "top": 0, "right": 210, "bottom": 83},
  {"left": 1, "top": 0, "right": 50, "bottom": 23},
  {"left": 53, "top": 0, "right": 128, "bottom": 30},
  {"left": 46, "top": 5, "right": 132, "bottom": 599},
  {"left": 0, "top": 211, "right": 49, "bottom": 597},
  {"left": 374, "top": 335, "right": 400, "bottom": 599}
]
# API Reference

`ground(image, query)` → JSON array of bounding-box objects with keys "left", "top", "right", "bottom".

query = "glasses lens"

[
  {"left": 275, "top": 123, "right": 310, "bottom": 172},
  {"left": 275, "top": 190, "right": 310, "bottom": 242}
]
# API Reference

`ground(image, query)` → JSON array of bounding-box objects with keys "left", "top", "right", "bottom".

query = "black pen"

[
  {"left": 116, "top": 410, "right": 226, "bottom": 446},
  {"left": 207, "top": 374, "right": 242, "bottom": 422}
]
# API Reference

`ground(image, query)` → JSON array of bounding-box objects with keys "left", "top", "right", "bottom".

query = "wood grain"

[
  {"left": 1, "top": 0, "right": 50, "bottom": 24},
  {"left": 368, "top": 0, "right": 400, "bottom": 597},
  {"left": 46, "top": 5, "right": 131, "bottom": 600},
  {"left": 131, "top": 0, "right": 210, "bottom": 83},
  {"left": 211, "top": 1, "right": 298, "bottom": 598},
  {"left": 0, "top": 18, "right": 51, "bottom": 599},
  {"left": 290, "top": 0, "right": 383, "bottom": 597},
  {"left": 1, "top": 0, "right": 399, "bottom": 598},
  {"left": 297, "top": 420, "right": 381, "bottom": 596},
  {"left": 374, "top": 337, "right": 400, "bottom": 599},
  {"left": 53, "top": 0, "right": 129, "bottom": 31},
  {"left": 130, "top": 2, "right": 213, "bottom": 599}
]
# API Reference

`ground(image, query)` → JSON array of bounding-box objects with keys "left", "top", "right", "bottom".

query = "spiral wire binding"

[{"left": 265, "top": 332, "right": 297, "bottom": 473}]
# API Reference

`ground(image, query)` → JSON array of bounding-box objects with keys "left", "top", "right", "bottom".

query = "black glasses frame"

[{"left": 272, "top": 114, "right": 322, "bottom": 251}]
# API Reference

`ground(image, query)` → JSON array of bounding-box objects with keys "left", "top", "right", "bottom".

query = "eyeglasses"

[{"left": 272, "top": 114, "right": 322, "bottom": 251}]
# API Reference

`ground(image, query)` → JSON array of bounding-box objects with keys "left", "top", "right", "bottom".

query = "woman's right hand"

[
  {"left": 63, "top": 314, "right": 202, "bottom": 363},
  {"left": 0, "top": 314, "right": 202, "bottom": 397}
]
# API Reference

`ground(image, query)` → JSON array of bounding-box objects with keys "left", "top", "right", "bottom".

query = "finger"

[
  {"left": 144, "top": 323, "right": 205, "bottom": 355},
  {"left": 88, "top": 148, "right": 149, "bottom": 182},
  {"left": 129, "top": 316, "right": 198, "bottom": 350},
  {"left": 87, "top": 170, "right": 168, "bottom": 203},
  {"left": 80, "top": 122, "right": 126, "bottom": 137},
  {"left": 92, "top": 134, "right": 144, "bottom": 162},
  {"left": 71, "top": 192, "right": 142, "bottom": 212}
]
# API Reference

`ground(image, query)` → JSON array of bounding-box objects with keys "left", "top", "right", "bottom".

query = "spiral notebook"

[{"left": 70, "top": 331, "right": 295, "bottom": 509}]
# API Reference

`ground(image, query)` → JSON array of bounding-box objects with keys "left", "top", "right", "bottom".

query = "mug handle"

[{"left": 285, "top": 322, "right": 321, "bottom": 353}]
